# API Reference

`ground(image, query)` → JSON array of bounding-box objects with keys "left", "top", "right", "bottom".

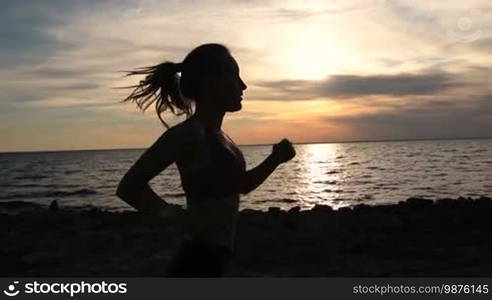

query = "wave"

[
  {"left": 101, "top": 168, "right": 121, "bottom": 173},
  {"left": 95, "top": 184, "right": 116, "bottom": 189},
  {"left": 367, "top": 166, "right": 385, "bottom": 170},
  {"left": 1, "top": 183, "right": 81, "bottom": 189},
  {"left": 255, "top": 198, "right": 298, "bottom": 204},
  {"left": 46, "top": 189, "right": 98, "bottom": 197},
  {"left": 326, "top": 170, "right": 340, "bottom": 174},
  {"left": 324, "top": 189, "right": 343, "bottom": 193},
  {"left": 14, "top": 174, "right": 48, "bottom": 180},
  {"left": 414, "top": 187, "right": 434, "bottom": 191},
  {"left": 162, "top": 192, "right": 186, "bottom": 197},
  {"left": 471, "top": 149, "right": 487, "bottom": 153},
  {"left": 64, "top": 170, "right": 81, "bottom": 175},
  {"left": 353, "top": 180, "right": 373, "bottom": 185},
  {"left": 0, "top": 188, "right": 98, "bottom": 200},
  {"left": 314, "top": 180, "right": 338, "bottom": 185},
  {"left": 433, "top": 173, "right": 447, "bottom": 177}
]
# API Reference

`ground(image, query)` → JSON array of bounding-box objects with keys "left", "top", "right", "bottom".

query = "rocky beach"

[{"left": 2, "top": 197, "right": 492, "bottom": 277}]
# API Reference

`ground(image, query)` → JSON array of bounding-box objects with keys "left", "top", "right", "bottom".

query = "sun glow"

[
  {"left": 290, "top": 33, "right": 344, "bottom": 79},
  {"left": 265, "top": 20, "right": 345, "bottom": 80}
]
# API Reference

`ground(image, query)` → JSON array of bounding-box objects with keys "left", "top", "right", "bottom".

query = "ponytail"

[{"left": 121, "top": 62, "right": 192, "bottom": 128}]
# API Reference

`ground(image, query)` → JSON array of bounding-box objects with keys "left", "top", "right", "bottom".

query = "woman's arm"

[
  {"left": 117, "top": 180, "right": 169, "bottom": 214},
  {"left": 240, "top": 139, "right": 295, "bottom": 195},
  {"left": 116, "top": 127, "right": 183, "bottom": 216}
]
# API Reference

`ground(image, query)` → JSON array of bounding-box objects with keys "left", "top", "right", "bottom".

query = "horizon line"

[{"left": 1, "top": 136, "right": 491, "bottom": 154}]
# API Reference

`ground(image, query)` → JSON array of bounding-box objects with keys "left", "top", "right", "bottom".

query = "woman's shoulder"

[
  {"left": 164, "top": 118, "right": 209, "bottom": 164},
  {"left": 167, "top": 117, "right": 207, "bottom": 146}
]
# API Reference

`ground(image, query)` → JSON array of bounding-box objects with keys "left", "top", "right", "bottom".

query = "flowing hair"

[
  {"left": 121, "top": 62, "right": 191, "bottom": 128},
  {"left": 121, "top": 44, "right": 230, "bottom": 128}
]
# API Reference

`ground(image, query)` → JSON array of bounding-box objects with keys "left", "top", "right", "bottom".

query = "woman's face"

[{"left": 205, "top": 55, "right": 247, "bottom": 112}]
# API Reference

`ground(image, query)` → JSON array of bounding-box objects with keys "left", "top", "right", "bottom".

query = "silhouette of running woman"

[{"left": 116, "top": 43, "right": 296, "bottom": 277}]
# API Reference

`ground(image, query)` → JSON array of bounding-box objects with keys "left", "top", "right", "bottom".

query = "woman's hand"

[
  {"left": 271, "top": 138, "right": 296, "bottom": 164},
  {"left": 240, "top": 138, "right": 295, "bottom": 195}
]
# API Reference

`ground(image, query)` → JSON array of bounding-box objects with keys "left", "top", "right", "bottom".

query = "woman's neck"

[{"left": 192, "top": 106, "right": 225, "bottom": 132}]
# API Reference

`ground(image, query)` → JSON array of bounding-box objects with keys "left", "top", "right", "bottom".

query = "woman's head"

[{"left": 122, "top": 43, "right": 247, "bottom": 128}]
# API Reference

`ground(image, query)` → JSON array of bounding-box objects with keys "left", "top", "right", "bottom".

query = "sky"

[{"left": 1, "top": 0, "right": 491, "bottom": 152}]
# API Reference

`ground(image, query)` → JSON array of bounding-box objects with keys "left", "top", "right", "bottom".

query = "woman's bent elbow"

[
  {"left": 116, "top": 179, "right": 134, "bottom": 202},
  {"left": 115, "top": 186, "right": 139, "bottom": 208},
  {"left": 115, "top": 180, "right": 126, "bottom": 197},
  {"left": 115, "top": 186, "right": 129, "bottom": 203}
]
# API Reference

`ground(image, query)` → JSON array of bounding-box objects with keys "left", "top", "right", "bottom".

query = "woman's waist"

[
  {"left": 181, "top": 170, "right": 243, "bottom": 198},
  {"left": 185, "top": 196, "right": 240, "bottom": 250},
  {"left": 186, "top": 193, "right": 240, "bottom": 204},
  {"left": 186, "top": 199, "right": 239, "bottom": 229},
  {"left": 185, "top": 193, "right": 239, "bottom": 214},
  {"left": 182, "top": 184, "right": 241, "bottom": 199}
]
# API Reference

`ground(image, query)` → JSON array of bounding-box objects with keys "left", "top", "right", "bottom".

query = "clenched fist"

[{"left": 271, "top": 138, "right": 296, "bottom": 164}]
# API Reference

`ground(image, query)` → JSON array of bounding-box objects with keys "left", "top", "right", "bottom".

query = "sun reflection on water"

[{"left": 295, "top": 143, "right": 349, "bottom": 210}]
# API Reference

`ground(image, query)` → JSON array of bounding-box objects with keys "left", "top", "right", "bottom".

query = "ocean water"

[{"left": 1, "top": 138, "right": 491, "bottom": 211}]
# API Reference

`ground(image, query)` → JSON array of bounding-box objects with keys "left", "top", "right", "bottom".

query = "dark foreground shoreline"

[{"left": 2, "top": 197, "right": 492, "bottom": 277}]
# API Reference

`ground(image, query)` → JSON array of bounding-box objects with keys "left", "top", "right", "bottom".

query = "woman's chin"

[{"left": 228, "top": 103, "right": 242, "bottom": 112}]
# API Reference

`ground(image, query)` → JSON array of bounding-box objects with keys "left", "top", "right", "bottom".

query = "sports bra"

[{"left": 181, "top": 128, "right": 246, "bottom": 200}]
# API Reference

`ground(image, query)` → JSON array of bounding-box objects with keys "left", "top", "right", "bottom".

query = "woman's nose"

[{"left": 240, "top": 79, "right": 247, "bottom": 91}]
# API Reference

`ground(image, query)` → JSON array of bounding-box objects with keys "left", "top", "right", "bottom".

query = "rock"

[
  {"left": 475, "top": 196, "right": 492, "bottom": 205},
  {"left": 436, "top": 198, "right": 454, "bottom": 206},
  {"left": 279, "top": 198, "right": 298, "bottom": 203},
  {"left": 288, "top": 206, "right": 301, "bottom": 214},
  {"left": 312, "top": 204, "right": 333, "bottom": 212},
  {"left": 89, "top": 207, "right": 101, "bottom": 214},
  {"left": 338, "top": 206, "right": 352, "bottom": 213},
  {"left": 3, "top": 196, "right": 492, "bottom": 277},
  {"left": 0, "top": 201, "right": 43, "bottom": 211},
  {"left": 353, "top": 204, "right": 371, "bottom": 211},
  {"left": 49, "top": 200, "right": 59, "bottom": 212},
  {"left": 406, "top": 197, "right": 434, "bottom": 207},
  {"left": 241, "top": 209, "right": 258, "bottom": 216}
]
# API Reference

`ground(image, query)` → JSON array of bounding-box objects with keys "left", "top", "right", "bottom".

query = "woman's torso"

[{"left": 175, "top": 118, "right": 246, "bottom": 249}]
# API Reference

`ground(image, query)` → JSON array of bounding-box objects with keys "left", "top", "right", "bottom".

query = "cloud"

[
  {"left": 252, "top": 70, "right": 461, "bottom": 100},
  {"left": 471, "top": 38, "right": 492, "bottom": 53},
  {"left": 0, "top": 0, "right": 267, "bottom": 112},
  {"left": 322, "top": 94, "right": 492, "bottom": 140},
  {"left": 319, "top": 72, "right": 457, "bottom": 97},
  {"left": 1, "top": 0, "right": 492, "bottom": 150},
  {"left": 381, "top": 1, "right": 492, "bottom": 51},
  {"left": 0, "top": 0, "right": 111, "bottom": 67},
  {"left": 274, "top": 0, "right": 383, "bottom": 19}
]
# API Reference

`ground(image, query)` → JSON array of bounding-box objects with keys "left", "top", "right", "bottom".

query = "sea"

[{"left": 1, "top": 138, "right": 491, "bottom": 211}]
